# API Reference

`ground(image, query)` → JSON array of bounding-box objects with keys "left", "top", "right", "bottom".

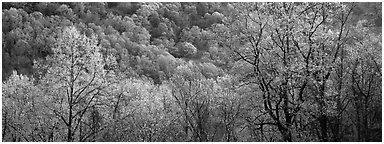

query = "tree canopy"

[{"left": 2, "top": 2, "right": 381, "bottom": 142}]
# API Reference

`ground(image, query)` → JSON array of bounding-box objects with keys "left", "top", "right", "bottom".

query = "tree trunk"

[
  {"left": 3, "top": 112, "right": 7, "bottom": 139},
  {"left": 356, "top": 102, "right": 361, "bottom": 141},
  {"left": 319, "top": 114, "right": 328, "bottom": 142},
  {"left": 277, "top": 124, "right": 292, "bottom": 142},
  {"left": 67, "top": 105, "right": 73, "bottom": 142},
  {"left": 363, "top": 96, "right": 370, "bottom": 141}
]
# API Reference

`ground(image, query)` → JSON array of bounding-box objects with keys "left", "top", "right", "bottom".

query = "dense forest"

[{"left": 1, "top": 2, "right": 382, "bottom": 142}]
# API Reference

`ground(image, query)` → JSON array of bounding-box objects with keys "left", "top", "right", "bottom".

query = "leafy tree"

[
  {"left": 199, "top": 62, "right": 222, "bottom": 79},
  {"left": 34, "top": 26, "right": 117, "bottom": 141},
  {"left": 169, "top": 61, "right": 216, "bottom": 141},
  {"left": 108, "top": 2, "right": 141, "bottom": 16},
  {"left": 157, "top": 53, "right": 178, "bottom": 80},
  {"left": 210, "top": 75, "right": 248, "bottom": 141},
  {"left": 175, "top": 42, "right": 197, "bottom": 58},
  {"left": 2, "top": 71, "right": 51, "bottom": 141}
]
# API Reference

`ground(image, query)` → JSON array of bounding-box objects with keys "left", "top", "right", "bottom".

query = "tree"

[
  {"left": 213, "top": 2, "right": 359, "bottom": 141},
  {"left": 175, "top": 42, "right": 197, "bottom": 58},
  {"left": 34, "top": 26, "right": 117, "bottom": 141},
  {"left": 344, "top": 20, "right": 381, "bottom": 141},
  {"left": 168, "top": 61, "right": 237, "bottom": 141},
  {"left": 211, "top": 75, "right": 247, "bottom": 141},
  {"left": 169, "top": 61, "right": 212, "bottom": 141},
  {"left": 2, "top": 71, "right": 51, "bottom": 142}
]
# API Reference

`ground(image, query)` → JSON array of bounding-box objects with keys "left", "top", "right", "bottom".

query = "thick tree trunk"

[
  {"left": 67, "top": 106, "right": 73, "bottom": 142},
  {"left": 277, "top": 123, "right": 292, "bottom": 142},
  {"left": 319, "top": 115, "right": 328, "bottom": 142}
]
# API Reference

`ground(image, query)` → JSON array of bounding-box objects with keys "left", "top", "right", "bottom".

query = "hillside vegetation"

[{"left": 2, "top": 2, "right": 381, "bottom": 142}]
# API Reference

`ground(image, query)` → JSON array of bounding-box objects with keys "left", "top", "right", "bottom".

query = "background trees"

[{"left": 2, "top": 2, "right": 381, "bottom": 142}]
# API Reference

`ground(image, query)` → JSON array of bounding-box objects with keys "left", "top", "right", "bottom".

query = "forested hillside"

[{"left": 2, "top": 2, "right": 382, "bottom": 142}]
